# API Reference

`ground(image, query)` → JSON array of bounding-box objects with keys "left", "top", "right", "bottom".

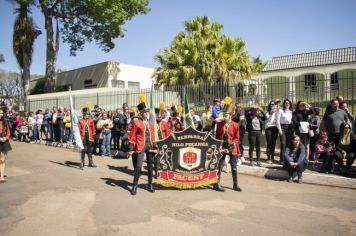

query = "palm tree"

[
  {"left": 12, "top": 0, "right": 41, "bottom": 110},
  {"left": 154, "top": 16, "right": 253, "bottom": 86}
]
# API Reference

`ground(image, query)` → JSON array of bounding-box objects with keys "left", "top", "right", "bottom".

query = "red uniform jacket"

[
  {"left": 78, "top": 118, "right": 96, "bottom": 142},
  {"left": 0, "top": 120, "right": 11, "bottom": 141},
  {"left": 159, "top": 121, "right": 172, "bottom": 139},
  {"left": 215, "top": 121, "right": 240, "bottom": 155},
  {"left": 128, "top": 119, "right": 155, "bottom": 152}
]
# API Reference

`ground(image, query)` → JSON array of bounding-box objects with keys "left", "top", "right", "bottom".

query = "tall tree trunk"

[
  {"left": 22, "top": 51, "right": 30, "bottom": 111},
  {"left": 44, "top": 14, "right": 59, "bottom": 92},
  {"left": 44, "top": 14, "right": 54, "bottom": 92}
]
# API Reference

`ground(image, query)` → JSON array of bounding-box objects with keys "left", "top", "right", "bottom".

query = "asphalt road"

[{"left": 0, "top": 142, "right": 356, "bottom": 236}]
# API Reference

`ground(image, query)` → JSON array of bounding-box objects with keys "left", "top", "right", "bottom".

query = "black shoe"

[
  {"left": 89, "top": 164, "right": 96, "bottom": 168},
  {"left": 233, "top": 184, "right": 242, "bottom": 192},
  {"left": 146, "top": 185, "right": 155, "bottom": 193},
  {"left": 131, "top": 185, "right": 137, "bottom": 195},
  {"left": 213, "top": 183, "right": 225, "bottom": 192},
  {"left": 79, "top": 163, "right": 84, "bottom": 170}
]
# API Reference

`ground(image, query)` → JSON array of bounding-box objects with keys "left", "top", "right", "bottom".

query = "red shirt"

[
  {"left": 215, "top": 121, "right": 240, "bottom": 155},
  {"left": 0, "top": 120, "right": 10, "bottom": 141},
  {"left": 159, "top": 121, "right": 172, "bottom": 139},
  {"left": 128, "top": 119, "right": 155, "bottom": 152},
  {"left": 78, "top": 118, "right": 96, "bottom": 142}
]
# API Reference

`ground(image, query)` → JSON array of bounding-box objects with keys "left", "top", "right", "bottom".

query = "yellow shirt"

[{"left": 63, "top": 115, "right": 72, "bottom": 128}]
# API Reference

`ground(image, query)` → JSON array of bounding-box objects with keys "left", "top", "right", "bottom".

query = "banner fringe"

[{"left": 157, "top": 178, "right": 218, "bottom": 189}]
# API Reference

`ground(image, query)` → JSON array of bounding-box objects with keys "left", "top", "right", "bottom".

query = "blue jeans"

[{"left": 101, "top": 130, "right": 112, "bottom": 156}]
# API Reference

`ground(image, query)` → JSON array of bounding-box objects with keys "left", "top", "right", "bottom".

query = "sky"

[{"left": 0, "top": 0, "right": 356, "bottom": 75}]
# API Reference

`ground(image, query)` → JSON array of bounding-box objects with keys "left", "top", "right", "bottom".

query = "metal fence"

[{"left": 27, "top": 72, "right": 356, "bottom": 116}]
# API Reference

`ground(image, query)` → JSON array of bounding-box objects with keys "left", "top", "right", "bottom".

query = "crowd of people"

[{"left": 1, "top": 95, "right": 355, "bottom": 189}]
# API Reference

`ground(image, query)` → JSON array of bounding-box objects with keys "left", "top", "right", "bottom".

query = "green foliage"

[
  {"left": 0, "top": 53, "right": 4, "bottom": 63},
  {"left": 41, "top": 0, "right": 150, "bottom": 56},
  {"left": 154, "top": 16, "right": 256, "bottom": 86},
  {"left": 251, "top": 56, "right": 266, "bottom": 74},
  {"left": 13, "top": 0, "right": 41, "bottom": 69}
]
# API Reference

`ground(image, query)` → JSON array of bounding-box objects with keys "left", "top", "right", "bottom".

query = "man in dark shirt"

[{"left": 323, "top": 99, "right": 349, "bottom": 144}]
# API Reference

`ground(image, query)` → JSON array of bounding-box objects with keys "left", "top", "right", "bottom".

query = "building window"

[
  {"left": 128, "top": 81, "right": 140, "bottom": 90},
  {"left": 84, "top": 79, "right": 92, "bottom": 85},
  {"left": 112, "top": 80, "right": 125, "bottom": 88},
  {"left": 304, "top": 74, "right": 317, "bottom": 91},
  {"left": 84, "top": 79, "right": 97, "bottom": 88},
  {"left": 330, "top": 73, "right": 339, "bottom": 90}
]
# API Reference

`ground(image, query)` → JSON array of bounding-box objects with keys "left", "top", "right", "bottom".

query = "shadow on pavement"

[
  {"left": 101, "top": 178, "right": 132, "bottom": 192},
  {"left": 107, "top": 165, "right": 148, "bottom": 176},
  {"left": 48, "top": 160, "right": 81, "bottom": 169}
]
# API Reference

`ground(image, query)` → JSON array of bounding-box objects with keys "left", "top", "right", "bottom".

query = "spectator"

[
  {"left": 265, "top": 101, "right": 279, "bottom": 164},
  {"left": 52, "top": 107, "right": 59, "bottom": 142},
  {"left": 201, "top": 104, "right": 213, "bottom": 132},
  {"left": 28, "top": 112, "right": 36, "bottom": 142},
  {"left": 36, "top": 110, "right": 44, "bottom": 141},
  {"left": 283, "top": 135, "right": 307, "bottom": 184},
  {"left": 63, "top": 110, "right": 72, "bottom": 143},
  {"left": 309, "top": 108, "right": 321, "bottom": 159},
  {"left": 56, "top": 107, "right": 65, "bottom": 143},
  {"left": 315, "top": 131, "right": 334, "bottom": 173},
  {"left": 340, "top": 102, "right": 355, "bottom": 131},
  {"left": 112, "top": 109, "right": 120, "bottom": 150},
  {"left": 0, "top": 108, "right": 12, "bottom": 183},
  {"left": 322, "top": 99, "right": 349, "bottom": 145},
  {"left": 19, "top": 118, "right": 29, "bottom": 142},
  {"left": 293, "top": 101, "right": 313, "bottom": 159},
  {"left": 233, "top": 103, "right": 247, "bottom": 164},
  {"left": 277, "top": 99, "right": 293, "bottom": 165},
  {"left": 118, "top": 104, "right": 130, "bottom": 152},
  {"left": 212, "top": 99, "right": 221, "bottom": 119},
  {"left": 97, "top": 112, "right": 113, "bottom": 157},
  {"left": 246, "top": 105, "right": 266, "bottom": 166},
  {"left": 190, "top": 108, "right": 202, "bottom": 130},
  {"left": 334, "top": 123, "right": 356, "bottom": 175},
  {"left": 43, "top": 108, "right": 52, "bottom": 141}
]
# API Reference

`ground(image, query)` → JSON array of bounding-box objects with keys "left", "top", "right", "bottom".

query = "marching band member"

[
  {"left": 78, "top": 108, "right": 96, "bottom": 169},
  {"left": 128, "top": 95, "right": 156, "bottom": 195},
  {"left": 214, "top": 97, "right": 242, "bottom": 192}
]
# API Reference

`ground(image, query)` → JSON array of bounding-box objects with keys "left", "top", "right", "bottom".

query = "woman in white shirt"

[
  {"left": 265, "top": 101, "right": 279, "bottom": 164},
  {"left": 276, "top": 99, "right": 293, "bottom": 164},
  {"left": 36, "top": 110, "right": 44, "bottom": 141}
]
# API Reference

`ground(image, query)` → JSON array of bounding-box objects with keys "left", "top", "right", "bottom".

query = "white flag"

[{"left": 69, "top": 88, "right": 84, "bottom": 150}]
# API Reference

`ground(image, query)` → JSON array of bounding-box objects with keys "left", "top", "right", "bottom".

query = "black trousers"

[
  {"left": 279, "top": 124, "right": 293, "bottom": 162},
  {"left": 248, "top": 130, "right": 261, "bottom": 162},
  {"left": 334, "top": 150, "right": 355, "bottom": 170},
  {"left": 217, "top": 153, "right": 237, "bottom": 174},
  {"left": 265, "top": 127, "right": 278, "bottom": 161},
  {"left": 319, "top": 152, "right": 334, "bottom": 170},
  {"left": 132, "top": 149, "right": 154, "bottom": 174},
  {"left": 81, "top": 139, "right": 94, "bottom": 164}
]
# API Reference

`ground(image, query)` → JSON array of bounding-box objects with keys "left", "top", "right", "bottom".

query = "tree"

[
  {"left": 250, "top": 56, "right": 266, "bottom": 74},
  {"left": 38, "top": 0, "right": 150, "bottom": 92},
  {"left": 154, "top": 16, "right": 253, "bottom": 86},
  {"left": 12, "top": 0, "right": 41, "bottom": 110},
  {"left": 0, "top": 54, "right": 4, "bottom": 63}
]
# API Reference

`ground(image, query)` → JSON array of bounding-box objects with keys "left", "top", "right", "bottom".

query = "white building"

[{"left": 30, "top": 61, "right": 154, "bottom": 91}]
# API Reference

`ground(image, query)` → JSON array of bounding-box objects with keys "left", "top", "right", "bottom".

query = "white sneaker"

[
  {"left": 237, "top": 158, "right": 242, "bottom": 166},
  {"left": 241, "top": 156, "right": 246, "bottom": 162}
]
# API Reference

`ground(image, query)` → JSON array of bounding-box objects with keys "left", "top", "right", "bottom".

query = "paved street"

[{"left": 1, "top": 142, "right": 356, "bottom": 236}]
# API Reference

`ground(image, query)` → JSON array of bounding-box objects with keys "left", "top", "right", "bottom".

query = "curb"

[{"left": 238, "top": 165, "right": 356, "bottom": 189}]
